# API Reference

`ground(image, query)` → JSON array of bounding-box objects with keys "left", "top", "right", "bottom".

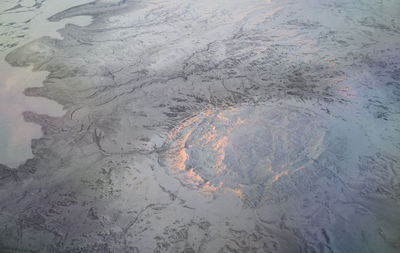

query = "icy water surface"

[
  {"left": 0, "top": 0, "right": 399, "bottom": 252},
  {"left": 0, "top": 0, "right": 92, "bottom": 167}
]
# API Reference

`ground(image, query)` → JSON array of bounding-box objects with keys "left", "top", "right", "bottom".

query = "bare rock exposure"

[{"left": 0, "top": 0, "right": 399, "bottom": 252}]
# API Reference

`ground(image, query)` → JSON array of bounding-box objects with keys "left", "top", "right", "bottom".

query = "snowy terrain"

[{"left": 0, "top": 0, "right": 399, "bottom": 252}]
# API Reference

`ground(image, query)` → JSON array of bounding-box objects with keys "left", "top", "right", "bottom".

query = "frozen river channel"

[{"left": 0, "top": 0, "right": 399, "bottom": 252}]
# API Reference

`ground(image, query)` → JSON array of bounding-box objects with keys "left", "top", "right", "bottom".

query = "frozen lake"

[
  {"left": 0, "top": 0, "right": 399, "bottom": 252},
  {"left": 0, "top": 0, "right": 92, "bottom": 167}
]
